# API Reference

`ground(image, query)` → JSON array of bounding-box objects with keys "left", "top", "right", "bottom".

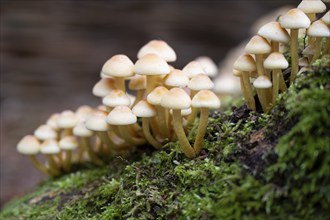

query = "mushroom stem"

[
  {"left": 132, "top": 90, "right": 145, "bottom": 108},
  {"left": 28, "top": 155, "right": 49, "bottom": 175},
  {"left": 155, "top": 105, "right": 170, "bottom": 139},
  {"left": 279, "top": 73, "right": 287, "bottom": 92},
  {"left": 63, "top": 150, "right": 72, "bottom": 172},
  {"left": 172, "top": 110, "right": 196, "bottom": 158},
  {"left": 45, "top": 155, "right": 61, "bottom": 176},
  {"left": 115, "top": 77, "right": 126, "bottom": 92},
  {"left": 271, "top": 41, "right": 279, "bottom": 52},
  {"left": 146, "top": 76, "right": 157, "bottom": 94},
  {"left": 95, "top": 131, "right": 117, "bottom": 154},
  {"left": 142, "top": 118, "right": 162, "bottom": 149},
  {"left": 255, "top": 54, "right": 265, "bottom": 76},
  {"left": 187, "top": 90, "right": 198, "bottom": 126},
  {"left": 324, "top": 38, "right": 330, "bottom": 55},
  {"left": 241, "top": 73, "right": 256, "bottom": 111},
  {"left": 81, "top": 137, "right": 103, "bottom": 165},
  {"left": 193, "top": 107, "right": 209, "bottom": 155},
  {"left": 311, "top": 37, "right": 322, "bottom": 64},
  {"left": 256, "top": 89, "right": 268, "bottom": 112},
  {"left": 272, "top": 69, "right": 280, "bottom": 104},
  {"left": 290, "top": 29, "right": 299, "bottom": 83},
  {"left": 118, "top": 125, "right": 146, "bottom": 145}
]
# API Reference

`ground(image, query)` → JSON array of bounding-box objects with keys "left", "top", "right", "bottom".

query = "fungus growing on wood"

[{"left": 307, "top": 20, "right": 330, "bottom": 63}]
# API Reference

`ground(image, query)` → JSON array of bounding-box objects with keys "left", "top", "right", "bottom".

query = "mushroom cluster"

[
  {"left": 17, "top": 40, "right": 221, "bottom": 176},
  {"left": 233, "top": 0, "right": 329, "bottom": 112}
]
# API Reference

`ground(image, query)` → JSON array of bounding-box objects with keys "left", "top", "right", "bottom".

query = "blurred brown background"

[{"left": 0, "top": 0, "right": 301, "bottom": 208}]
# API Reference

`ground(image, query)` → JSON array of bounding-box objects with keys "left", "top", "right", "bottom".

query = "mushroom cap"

[
  {"left": 92, "top": 78, "right": 116, "bottom": 97},
  {"left": 302, "top": 44, "right": 316, "bottom": 55},
  {"left": 34, "top": 124, "right": 57, "bottom": 141},
  {"left": 182, "top": 61, "right": 206, "bottom": 78},
  {"left": 57, "top": 110, "right": 78, "bottom": 129},
  {"left": 46, "top": 113, "right": 60, "bottom": 131},
  {"left": 299, "top": 57, "right": 309, "bottom": 67},
  {"left": 279, "top": 8, "right": 311, "bottom": 29},
  {"left": 307, "top": 20, "right": 330, "bottom": 37},
  {"left": 253, "top": 75, "right": 272, "bottom": 89},
  {"left": 137, "top": 40, "right": 177, "bottom": 62},
  {"left": 160, "top": 88, "right": 191, "bottom": 110},
  {"left": 191, "top": 90, "right": 221, "bottom": 109},
  {"left": 132, "top": 100, "right": 156, "bottom": 118},
  {"left": 59, "top": 136, "right": 78, "bottom": 150},
  {"left": 188, "top": 74, "right": 214, "bottom": 91},
  {"left": 147, "top": 86, "right": 169, "bottom": 105},
  {"left": 134, "top": 53, "right": 170, "bottom": 76},
  {"left": 101, "top": 54, "right": 134, "bottom": 78},
  {"left": 214, "top": 74, "right": 241, "bottom": 95},
  {"left": 233, "top": 54, "right": 257, "bottom": 72},
  {"left": 76, "top": 105, "right": 93, "bottom": 122},
  {"left": 264, "top": 52, "right": 289, "bottom": 69},
  {"left": 17, "top": 135, "right": 40, "bottom": 155},
  {"left": 128, "top": 75, "right": 146, "bottom": 90},
  {"left": 164, "top": 69, "right": 189, "bottom": 87},
  {"left": 102, "top": 89, "right": 131, "bottom": 107},
  {"left": 257, "top": 22, "right": 290, "bottom": 43},
  {"left": 73, "top": 122, "right": 94, "bottom": 137},
  {"left": 232, "top": 69, "right": 242, "bottom": 77},
  {"left": 195, "top": 56, "right": 218, "bottom": 77},
  {"left": 245, "top": 35, "right": 272, "bottom": 54},
  {"left": 170, "top": 108, "right": 192, "bottom": 116},
  {"left": 321, "top": 11, "right": 330, "bottom": 25},
  {"left": 297, "top": 0, "right": 326, "bottom": 14},
  {"left": 85, "top": 110, "right": 110, "bottom": 132},
  {"left": 106, "top": 106, "right": 137, "bottom": 125},
  {"left": 40, "top": 139, "right": 61, "bottom": 154}
]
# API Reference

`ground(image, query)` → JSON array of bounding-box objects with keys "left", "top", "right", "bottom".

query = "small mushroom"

[
  {"left": 253, "top": 75, "right": 273, "bottom": 112},
  {"left": 195, "top": 56, "right": 218, "bottom": 77},
  {"left": 40, "top": 140, "right": 61, "bottom": 176},
  {"left": 164, "top": 69, "right": 189, "bottom": 89},
  {"left": 92, "top": 78, "right": 116, "bottom": 98},
  {"left": 34, "top": 124, "right": 58, "bottom": 141},
  {"left": 258, "top": 21, "right": 290, "bottom": 52},
  {"left": 59, "top": 136, "right": 78, "bottom": 172},
  {"left": 137, "top": 40, "right": 177, "bottom": 62},
  {"left": 57, "top": 110, "right": 78, "bottom": 137},
  {"left": 73, "top": 122, "right": 94, "bottom": 162},
  {"left": 321, "top": 11, "right": 330, "bottom": 54},
  {"left": 182, "top": 61, "right": 206, "bottom": 79},
  {"left": 102, "top": 89, "right": 131, "bottom": 112},
  {"left": 297, "top": 0, "right": 326, "bottom": 22},
  {"left": 307, "top": 20, "right": 330, "bottom": 63}
]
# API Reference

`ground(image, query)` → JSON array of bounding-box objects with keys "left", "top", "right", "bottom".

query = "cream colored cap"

[
  {"left": 264, "top": 52, "right": 289, "bottom": 69},
  {"left": 160, "top": 88, "right": 191, "bottom": 110},
  {"left": 17, "top": 135, "right": 40, "bottom": 155},
  {"left": 188, "top": 74, "right": 214, "bottom": 91},
  {"left": 164, "top": 69, "right": 189, "bottom": 87},
  {"left": 245, "top": 35, "right": 272, "bottom": 54},
  {"left": 253, "top": 75, "right": 272, "bottom": 89},
  {"left": 182, "top": 61, "right": 206, "bottom": 78},
  {"left": 302, "top": 44, "right": 316, "bottom": 55},
  {"left": 298, "top": 0, "right": 326, "bottom": 14},
  {"left": 170, "top": 108, "right": 192, "bottom": 116},
  {"left": 195, "top": 56, "right": 218, "bottom": 77},
  {"left": 214, "top": 74, "right": 241, "bottom": 95},
  {"left": 59, "top": 136, "right": 78, "bottom": 150},
  {"left": 134, "top": 53, "right": 170, "bottom": 76},
  {"left": 307, "top": 20, "right": 330, "bottom": 37},
  {"left": 57, "top": 110, "right": 78, "bottom": 129},
  {"left": 279, "top": 8, "right": 311, "bottom": 29},
  {"left": 137, "top": 40, "right": 177, "bottom": 62},
  {"left": 321, "top": 11, "right": 330, "bottom": 25},
  {"left": 106, "top": 106, "right": 137, "bottom": 125},
  {"left": 76, "top": 105, "right": 93, "bottom": 122},
  {"left": 233, "top": 54, "right": 257, "bottom": 72},
  {"left": 191, "top": 90, "right": 221, "bottom": 109},
  {"left": 132, "top": 100, "right": 156, "bottom": 118},
  {"left": 46, "top": 113, "right": 60, "bottom": 131},
  {"left": 40, "top": 139, "right": 61, "bottom": 154},
  {"left": 257, "top": 22, "right": 290, "bottom": 43},
  {"left": 102, "top": 89, "right": 131, "bottom": 107},
  {"left": 73, "top": 122, "right": 94, "bottom": 137},
  {"left": 92, "top": 78, "right": 116, "bottom": 97},
  {"left": 102, "top": 54, "right": 134, "bottom": 78},
  {"left": 147, "top": 86, "right": 169, "bottom": 105},
  {"left": 128, "top": 75, "right": 146, "bottom": 90},
  {"left": 85, "top": 110, "right": 110, "bottom": 132},
  {"left": 34, "top": 124, "right": 57, "bottom": 141}
]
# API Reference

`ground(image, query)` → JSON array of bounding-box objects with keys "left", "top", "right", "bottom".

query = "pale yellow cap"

[
  {"left": 188, "top": 74, "right": 214, "bottom": 91},
  {"left": 92, "top": 78, "right": 116, "bottom": 97},
  {"left": 245, "top": 35, "right": 272, "bottom": 54},
  {"left": 17, "top": 135, "right": 40, "bottom": 155},
  {"left": 191, "top": 90, "right": 221, "bottom": 109},
  {"left": 46, "top": 113, "right": 60, "bottom": 131},
  {"left": 106, "top": 106, "right": 137, "bottom": 125},
  {"left": 34, "top": 124, "right": 57, "bottom": 141},
  {"left": 57, "top": 110, "right": 78, "bottom": 129},
  {"left": 76, "top": 105, "right": 93, "bottom": 122},
  {"left": 59, "top": 136, "right": 78, "bottom": 150},
  {"left": 147, "top": 86, "right": 169, "bottom": 105},
  {"left": 253, "top": 75, "right": 272, "bottom": 89},
  {"left": 73, "top": 122, "right": 94, "bottom": 137},
  {"left": 298, "top": 0, "right": 326, "bottom": 14},
  {"left": 164, "top": 69, "right": 189, "bottom": 88},
  {"left": 233, "top": 54, "right": 257, "bottom": 72},
  {"left": 102, "top": 89, "right": 131, "bottom": 107},
  {"left": 102, "top": 54, "right": 134, "bottom": 78},
  {"left": 85, "top": 110, "right": 110, "bottom": 132},
  {"left": 134, "top": 53, "right": 170, "bottom": 76},
  {"left": 195, "top": 56, "right": 218, "bottom": 77},
  {"left": 258, "top": 22, "right": 290, "bottom": 43},
  {"left": 182, "top": 61, "right": 206, "bottom": 78},
  {"left": 264, "top": 52, "right": 289, "bottom": 69},
  {"left": 40, "top": 139, "right": 61, "bottom": 154},
  {"left": 137, "top": 40, "right": 177, "bottom": 62},
  {"left": 307, "top": 20, "right": 330, "bottom": 37},
  {"left": 279, "top": 8, "right": 311, "bottom": 29},
  {"left": 132, "top": 100, "right": 156, "bottom": 118},
  {"left": 160, "top": 88, "right": 191, "bottom": 110}
]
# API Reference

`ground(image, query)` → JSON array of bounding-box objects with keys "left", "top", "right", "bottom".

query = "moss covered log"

[{"left": 1, "top": 56, "right": 330, "bottom": 219}]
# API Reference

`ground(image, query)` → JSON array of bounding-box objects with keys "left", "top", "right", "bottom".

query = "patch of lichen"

[{"left": 1, "top": 56, "right": 329, "bottom": 219}]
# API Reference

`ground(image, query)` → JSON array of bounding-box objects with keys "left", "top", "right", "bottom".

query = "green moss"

[{"left": 1, "top": 56, "right": 329, "bottom": 219}]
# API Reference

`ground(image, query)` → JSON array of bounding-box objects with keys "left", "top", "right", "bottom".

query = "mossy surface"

[{"left": 1, "top": 56, "right": 330, "bottom": 220}]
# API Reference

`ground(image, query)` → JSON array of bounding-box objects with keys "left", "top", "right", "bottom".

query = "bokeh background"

[{"left": 1, "top": 0, "right": 302, "bottom": 208}]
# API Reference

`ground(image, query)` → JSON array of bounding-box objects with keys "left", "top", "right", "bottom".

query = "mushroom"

[
  {"left": 34, "top": 124, "right": 58, "bottom": 141},
  {"left": 46, "top": 113, "right": 60, "bottom": 134},
  {"left": 59, "top": 136, "right": 78, "bottom": 172},
  {"left": 57, "top": 110, "right": 78, "bottom": 137},
  {"left": 73, "top": 122, "right": 95, "bottom": 162},
  {"left": 233, "top": 54, "right": 257, "bottom": 110},
  {"left": 40, "top": 140, "right": 61, "bottom": 176},
  {"left": 137, "top": 40, "right": 177, "bottom": 62},
  {"left": 101, "top": 55, "right": 135, "bottom": 92},
  {"left": 75, "top": 106, "right": 93, "bottom": 122},
  {"left": 132, "top": 100, "right": 162, "bottom": 149},
  {"left": 195, "top": 56, "right": 218, "bottom": 77},
  {"left": 128, "top": 74, "right": 147, "bottom": 107},
  {"left": 102, "top": 89, "right": 131, "bottom": 112},
  {"left": 164, "top": 69, "right": 189, "bottom": 89},
  {"left": 17, "top": 135, "right": 49, "bottom": 175},
  {"left": 92, "top": 78, "right": 116, "bottom": 98},
  {"left": 307, "top": 20, "right": 330, "bottom": 63},
  {"left": 302, "top": 44, "right": 316, "bottom": 63},
  {"left": 147, "top": 86, "right": 170, "bottom": 139},
  {"left": 182, "top": 61, "right": 206, "bottom": 79},
  {"left": 191, "top": 90, "right": 221, "bottom": 155},
  {"left": 161, "top": 88, "right": 196, "bottom": 158},
  {"left": 264, "top": 52, "right": 289, "bottom": 103},
  {"left": 134, "top": 53, "right": 170, "bottom": 94},
  {"left": 297, "top": 0, "right": 326, "bottom": 22},
  {"left": 106, "top": 106, "right": 146, "bottom": 146},
  {"left": 253, "top": 75, "right": 273, "bottom": 112},
  {"left": 321, "top": 11, "right": 330, "bottom": 54},
  {"left": 279, "top": 8, "right": 311, "bottom": 83}
]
